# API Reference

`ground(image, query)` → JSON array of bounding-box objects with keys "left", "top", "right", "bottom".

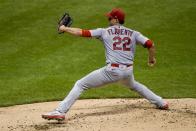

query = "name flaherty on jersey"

[{"left": 107, "top": 28, "right": 133, "bottom": 37}]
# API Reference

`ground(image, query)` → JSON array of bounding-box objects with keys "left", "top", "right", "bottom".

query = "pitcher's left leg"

[{"left": 56, "top": 66, "right": 118, "bottom": 113}]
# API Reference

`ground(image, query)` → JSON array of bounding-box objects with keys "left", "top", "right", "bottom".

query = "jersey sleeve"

[
  {"left": 135, "top": 31, "right": 149, "bottom": 46},
  {"left": 89, "top": 28, "right": 103, "bottom": 37}
]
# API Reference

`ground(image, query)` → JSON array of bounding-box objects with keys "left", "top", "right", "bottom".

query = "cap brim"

[{"left": 105, "top": 12, "right": 112, "bottom": 18}]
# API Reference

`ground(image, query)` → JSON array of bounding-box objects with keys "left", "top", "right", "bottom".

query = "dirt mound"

[{"left": 0, "top": 99, "right": 196, "bottom": 131}]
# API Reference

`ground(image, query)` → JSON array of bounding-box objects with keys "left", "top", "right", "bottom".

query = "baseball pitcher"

[{"left": 42, "top": 8, "right": 169, "bottom": 121}]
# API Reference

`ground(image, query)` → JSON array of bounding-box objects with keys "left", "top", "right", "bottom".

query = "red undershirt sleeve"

[
  {"left": 144, "top": 40, "right": 153, "bottom": 48},
  {"left": 82, "top": 30, "right": 91, "bottom": 37}
]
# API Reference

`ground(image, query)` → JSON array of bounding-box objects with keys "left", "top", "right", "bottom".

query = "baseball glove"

[{"left": 58, "top": 12, "right": 73, "bottom": 34}]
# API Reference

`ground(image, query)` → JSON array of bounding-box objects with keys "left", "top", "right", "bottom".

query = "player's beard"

[{"left": 109, "top": 22, "right": 114, "bottom": 26}]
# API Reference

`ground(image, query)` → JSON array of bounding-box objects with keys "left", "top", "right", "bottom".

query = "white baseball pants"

[{"left": 56, "top": 64, "right": 164, "bottom": 113}]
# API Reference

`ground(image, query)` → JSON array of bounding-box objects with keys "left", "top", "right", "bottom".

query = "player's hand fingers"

[
  {"left": 148, "top": 62, "right": 155, "bottom": 67},
  {"left": 148, "top": 58, "right": 156, "bottom": 67}
]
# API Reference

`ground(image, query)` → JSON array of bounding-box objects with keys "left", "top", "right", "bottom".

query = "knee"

[
  {"left": 129, "top": 80, "right": 138, "bottom": 90},
  {"left": 74, "top": 80, "right": 82, "bottom": 88},
  {"left": 74, "top": 80, "right": 88, "bottom": 90}
]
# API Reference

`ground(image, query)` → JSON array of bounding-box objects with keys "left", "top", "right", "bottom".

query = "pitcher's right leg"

[{"left": 124, "top": 74, "right": 168, "bottom": 109}]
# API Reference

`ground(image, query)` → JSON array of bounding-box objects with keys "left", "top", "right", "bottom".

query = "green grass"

[{"left": 0, "top": 0, "right": 195, "bottom": 107}]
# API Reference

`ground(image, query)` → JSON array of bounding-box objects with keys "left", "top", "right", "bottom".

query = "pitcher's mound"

[{"left": 0, "top": 99, "right": 196, "bottom": 131}]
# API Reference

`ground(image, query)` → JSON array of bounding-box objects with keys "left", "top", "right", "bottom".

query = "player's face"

[{"left": 108, "top": 18, "right": 118, "bottom": 26}]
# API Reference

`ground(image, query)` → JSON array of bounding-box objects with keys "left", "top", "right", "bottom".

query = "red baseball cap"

[{"left": 106, "top": 8, "right": 125, "bottom": 24}]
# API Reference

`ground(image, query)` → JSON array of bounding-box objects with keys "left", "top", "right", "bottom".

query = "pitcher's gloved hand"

[{"left": 58, "top": 12, "right": 73, "bottom": 34}]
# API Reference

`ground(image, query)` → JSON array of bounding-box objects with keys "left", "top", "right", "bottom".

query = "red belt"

[{"left": 111, "top": 63, "right": 133, "bottom": 67}]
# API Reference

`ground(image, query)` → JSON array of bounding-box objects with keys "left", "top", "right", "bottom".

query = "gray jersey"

[{"left": 90, "top": 25, "right": 149, "bottom": 65}]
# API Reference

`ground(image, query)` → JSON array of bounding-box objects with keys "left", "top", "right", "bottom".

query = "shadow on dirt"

[
  {"left": 29, "top": 103, "right": 154, "bottom": 130},
  {"left": 30, "top": 121, "right": 68, "bottom": 130},
  {"left": 29, "top": 102, "right": 196, "bottom": 130}
]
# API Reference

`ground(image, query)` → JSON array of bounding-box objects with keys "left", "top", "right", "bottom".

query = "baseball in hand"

[{"left": 148, "top": 58, "right": 156, "bottom": 67}]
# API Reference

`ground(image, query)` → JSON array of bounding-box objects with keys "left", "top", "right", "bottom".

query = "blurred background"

[{"left": 0, "top": 0, "right": 195, "bottom": 106}]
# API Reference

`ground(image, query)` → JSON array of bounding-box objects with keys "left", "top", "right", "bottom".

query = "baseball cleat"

[
  {"left": 158, "top": 101, "right": 169, "bottom": 110},
  {"left": 42, "top": 110, "right": 65, "bottom": 121}
]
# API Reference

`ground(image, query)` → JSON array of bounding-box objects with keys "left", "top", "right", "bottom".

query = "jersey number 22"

[{"left": 113, "top": 36, "right": 131, "bottom": 51}]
